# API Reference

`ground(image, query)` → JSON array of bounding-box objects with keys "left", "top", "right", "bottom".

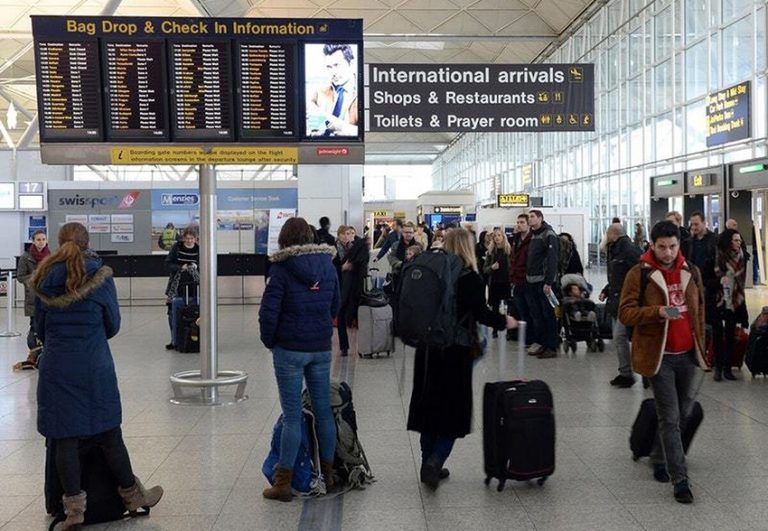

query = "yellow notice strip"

[{"left": 109, "top": 146, "right": 299, "bottom": 165}]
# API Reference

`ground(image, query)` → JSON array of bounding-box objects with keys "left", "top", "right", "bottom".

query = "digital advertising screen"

[{"left": 303, "top": 43, "right": 360, "bottom": 139}]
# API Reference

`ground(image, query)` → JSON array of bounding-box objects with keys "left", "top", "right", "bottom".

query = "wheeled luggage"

[
  {"left": 45, "top": 438, "right": 149, "bottom": 529},
  {"left": 173, "top": 285, "right": 199, "bottom": 353},
  {"left": 630, "top": 398, "right": 704, "bottom": 460},
  {"left": 483, "top": 321, "right": 555, "bottom": 491},
  {"left": 357, "top": 304, "right": 393, "bottom": 358}
]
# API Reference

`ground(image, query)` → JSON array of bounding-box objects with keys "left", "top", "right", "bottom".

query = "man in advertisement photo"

[{"left": 307, "top": 43, "right": 358, "bottom": 137}]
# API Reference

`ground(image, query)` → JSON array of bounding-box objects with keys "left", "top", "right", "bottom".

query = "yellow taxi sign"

[
  {"left": 497, "top": 193, "right": 530, "bottom": 207},
  {"left": 372, "top": 210, "right": 389, "bottom": 217},
  {"left": 109, "top": 146, "right": 299, "bottom": 165}
]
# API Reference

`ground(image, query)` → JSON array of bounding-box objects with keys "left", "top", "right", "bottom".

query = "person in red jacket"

[{"left": 509, "top": 213, "right": 532, "bottom": 345}]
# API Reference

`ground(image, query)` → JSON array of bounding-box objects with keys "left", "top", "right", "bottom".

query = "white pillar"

[{"left": 297, "top": 164, "right": 364, "bottom": 234}]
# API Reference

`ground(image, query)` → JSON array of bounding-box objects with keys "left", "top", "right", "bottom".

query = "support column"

[
  {"left": 297, "top": 164, "right": 363, "bottom": 233},
  {"left": 169, "top": 164, "right": 248, "bottom": 405},
  {"left": 199, "top": 164, "right": 218, "bottom": 403}
]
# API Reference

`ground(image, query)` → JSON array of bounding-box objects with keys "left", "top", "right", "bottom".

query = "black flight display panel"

[
  {"left": 235, "top": 42, "right": 297, "bottom": 140},
  {"left": 169, "top": 41, "right": 234, "bottom": 141},
  {"left": 35, "top": 40, "right": 103, "bottom": 142},
  {"left": 103, "top": 40, "right": 169, "bottom": 140}
]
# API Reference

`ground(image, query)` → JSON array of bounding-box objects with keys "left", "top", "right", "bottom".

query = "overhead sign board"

[
  {"left": 497, "top": 193, "right": 530, "bottom": 207},
  {"left": 706, "top": 81, "right": 750, "bottom": 147},
  {"left": 366, "top": 63, "right": 594, "bottom": 133},
  {"left": 31, "top": 15, "right": 364, "bottom": 160},
  {"left": 434, "top": 206, "right": 463, "bottom": 214}
]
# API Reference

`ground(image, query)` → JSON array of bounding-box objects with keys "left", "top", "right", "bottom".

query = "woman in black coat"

[
  {"left": 483, "top": 228, "right": 512, "bottom": 337},
  {"left": 334, "top": 226, "right": 370, "bottom": 356},
  {"left": 407, "top": 228, "right": 518, "bottom": 490}
]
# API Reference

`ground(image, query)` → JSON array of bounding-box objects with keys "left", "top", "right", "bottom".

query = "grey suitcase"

[{"left": 357, "top": 304, "right": 393, "bottom": 358}]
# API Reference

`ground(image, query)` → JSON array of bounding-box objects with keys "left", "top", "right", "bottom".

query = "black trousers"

[{"left": 55, "top": 427, "right": 135, "bottom": 496}]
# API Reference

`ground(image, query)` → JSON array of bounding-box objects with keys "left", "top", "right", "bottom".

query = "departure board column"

[
  {"left": 236, "top": 43, "right": 296, "bottom": 140},
  {"left": 169, "top": 41, "right": 233, "bottom": 141},
  {"left": 35, "top": 40, "right": 103, "bottom": 141},
  {"left": 104, "top": 41, "right": 168, "bottom": 140}
]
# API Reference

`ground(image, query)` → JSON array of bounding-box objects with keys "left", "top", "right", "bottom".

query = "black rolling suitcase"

[
  {"left": 483, "top": 321, "right": 555, "bottom": 491},
  {"left": 45, "top": 438, "right": 149, "bottom": 529},
  {"left": 174, "top": 284, "right": 199, "bottom": 353},
  {"left": 630, "top": 398, "right": 703, "bottom": 460}
]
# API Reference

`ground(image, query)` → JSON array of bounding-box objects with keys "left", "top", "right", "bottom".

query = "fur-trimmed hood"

[
  {"left": 269, "top": 243, "right": 336, "bottom": 263},
  {"left": 269, "top": 244, "right": 337, "bottom": 287},
  {"left": 35, "top": 259, "right": 113, "bottom": 309}
]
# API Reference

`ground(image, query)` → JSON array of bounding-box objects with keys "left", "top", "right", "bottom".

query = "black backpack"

[
  {"left": 396, "top": 249, "right": 468, "bottom": 349},
  {"left": 45, "top": 438, "right": 149, "bottom": 530}
]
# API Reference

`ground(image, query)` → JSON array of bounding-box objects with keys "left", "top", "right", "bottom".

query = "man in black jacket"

[
  {"left": 525, "top": 210, "right": 560, "bottom": 359},
  {"left": 316, "top": 217, "right": 336, "bottom": 247},
  {"left": 600, "top": 223, "right": 642, "bottom": 387}
]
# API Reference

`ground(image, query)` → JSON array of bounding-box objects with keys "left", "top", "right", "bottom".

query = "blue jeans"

[
  {"left": 272, "top": 347, "right": 336, "bottom": 469},
  {"left": 525, "top": 282, "right": 558, "bottom": 349},
  {"left": 649, "top": 353, "right": 698, "bottom": 483},
  {"left": 512, "top": 284, "right": 531, "bottom": 345},
  {"left": 420, "top": 432, "right": 456, "bottom": 467}
]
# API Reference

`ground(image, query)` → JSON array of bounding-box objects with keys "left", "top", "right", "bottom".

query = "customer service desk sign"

[{"left": 365, "top": 64, "right": 594, "bottom": 132}]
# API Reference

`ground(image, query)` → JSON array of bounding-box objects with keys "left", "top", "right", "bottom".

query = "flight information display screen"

[
  {"left": 31, "top": 16, "right": 364, "bottom": 144},
  {"left": 169, "top": 41, "right": 233, "bottom": 141},
  {"left": 35, "top": 40, "right": 103, "bottom": 141},
  {"left": 236, "top": 42, "right": 297, "bottom": 140},
  {"left": 103, "top": 40, "right": 168, "bottom": 140}
]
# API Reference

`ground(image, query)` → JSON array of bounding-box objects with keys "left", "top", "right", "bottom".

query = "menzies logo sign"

[
  {"left": 160, "top": 193, "right": 199, "bottom": 206},
  {"left": 57, "top": 191, "right": 141, "bottom": 209}
]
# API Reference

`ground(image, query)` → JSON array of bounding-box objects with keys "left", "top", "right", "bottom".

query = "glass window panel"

[
  {"left": 630, "top": 125, "right": 644, "bottom": 166},
  {"left": 672, "top": 109, "right": 685, "bottom": 157},
  {"left": 656, "top": 7, "right": 673, "bottom": 59},
  {"left": 723, "top": 0, "right": 753, "bottom": 22},
  {"left": 628, "top": 77, "right": 643, "bottom": 124},
  {"left": 674, "top": 53, "right": 684, "bottom": 104},
  {"left": 686, "top": 40, "right": 707, "bottom": 99},
  {"left": 710, "top": 32, "right": 720, "bottom": 91},
  {"left": 757, "top": 9, "right": 766, "bottom": 72},
  {"left": 655, "top": 59, "right": 672, "bottom": 112},
  {"left": 607, "top": 45, "right": 619, "bottom": 88},
  {"left": 656, "top": 112, "right": 674, "bottom": 159},
  {"left": 685, "top": 0, "right": 707, "bottom": 43},
  {"left": 756, "top": 76, "right": 766, "bottom": 139},
  {"left": 686, "top": 100, "right": 707, "bottom": 153},
  {"left": 629, "top": 22, "right": 644, "bottom": 72},
  {"left": 723, "top": 16, "right": 754, "bottom": 86}
]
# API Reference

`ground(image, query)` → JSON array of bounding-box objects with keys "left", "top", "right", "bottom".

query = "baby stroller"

[{"left": 560, "top": 273, "right": 604, "bottom": 353}]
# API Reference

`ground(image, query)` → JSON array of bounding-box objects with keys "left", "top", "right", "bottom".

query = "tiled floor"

[{"left": 1, "top": 283, "right": 768, "bottom": 530}]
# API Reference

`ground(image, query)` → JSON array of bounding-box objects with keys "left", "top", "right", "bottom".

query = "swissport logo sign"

[{"left": 57, "top": 191, "right": 141, "bottom": 209}]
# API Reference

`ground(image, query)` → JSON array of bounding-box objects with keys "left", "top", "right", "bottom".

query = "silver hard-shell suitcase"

[{"left": 357, "top": 304, "right": 393, "bottom": 358}]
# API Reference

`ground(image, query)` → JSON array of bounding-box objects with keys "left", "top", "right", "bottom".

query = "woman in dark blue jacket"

[
  {"left": 259, "top": 217, "right": 340, "bottom": 502},
  {"left": 33, "top": 223, "right": 163, "bottom": 530}
]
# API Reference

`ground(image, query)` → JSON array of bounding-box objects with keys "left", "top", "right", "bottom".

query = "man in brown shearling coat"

[{"left": 619, "top": 220, "right": 706, "bottom": 505}]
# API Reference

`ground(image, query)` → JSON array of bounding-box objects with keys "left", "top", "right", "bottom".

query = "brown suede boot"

[
  {"left": 263, "top": 466, "right": 293, "bottom": 502},
  {"left": 118, "top": 476, "right": 164, "bottom": 514},
  {"left": 62, "top": 491, "right": 86, "bottom": 530},
  {"left": 321, "top": 461, "right": 335, "bottom": 490}
]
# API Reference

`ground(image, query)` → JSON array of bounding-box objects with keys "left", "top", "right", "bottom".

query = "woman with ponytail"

[{"left": 32, "top": 223, "right": 163, "bottom": 530}]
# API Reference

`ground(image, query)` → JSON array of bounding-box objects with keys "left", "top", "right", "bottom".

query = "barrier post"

[{"left": 0, "top": 271, "right": 21, "bottom": 338}]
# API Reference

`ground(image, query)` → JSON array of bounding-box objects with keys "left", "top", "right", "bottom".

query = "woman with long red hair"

[{"left": 33, "top": 223, "right": 163, "bottom": 530}]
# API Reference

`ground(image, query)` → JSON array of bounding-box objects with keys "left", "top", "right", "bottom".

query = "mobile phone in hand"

[{"left": 664, "top": 306, "right": 680, "bottom": 318}]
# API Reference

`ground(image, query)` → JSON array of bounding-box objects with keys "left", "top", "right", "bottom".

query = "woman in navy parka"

[
  {"left": 259, "top": 217, "right": 340, "bottom": 502},
  {"left": 33, "top": 223, "right": 163, "bottom": 530}
]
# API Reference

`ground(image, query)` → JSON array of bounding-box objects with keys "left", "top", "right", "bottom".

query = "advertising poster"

[
  {"left": 266, "top": 209, "right": 296, "bottom": 255},
  {"left": 305, "top": 43, "right": 359, "bottom": 138}
]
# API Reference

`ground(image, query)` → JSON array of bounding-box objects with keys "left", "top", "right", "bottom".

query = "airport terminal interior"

[{"left": 2, "top": 0, "right": 768, "bottom": 529}]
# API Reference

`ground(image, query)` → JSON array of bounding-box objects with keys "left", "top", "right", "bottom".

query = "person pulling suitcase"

[{"left": 619, "top": 221, "right": 708, "bottom": 504}]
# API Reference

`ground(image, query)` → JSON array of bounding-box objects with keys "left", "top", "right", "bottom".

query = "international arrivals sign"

[{"left": 365, "top": 63, "right": 594, "bottom": 133}]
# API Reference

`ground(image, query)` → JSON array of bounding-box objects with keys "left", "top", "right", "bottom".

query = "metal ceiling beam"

[
  {"left": 365, "top": 33, "right": 556, "bottom": 41},
  {"left": 16, "top": 114, "right": 38, "bottom": 150},
  {"left": 0, "top": 87, "right": 33, "bottom": 120}
]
